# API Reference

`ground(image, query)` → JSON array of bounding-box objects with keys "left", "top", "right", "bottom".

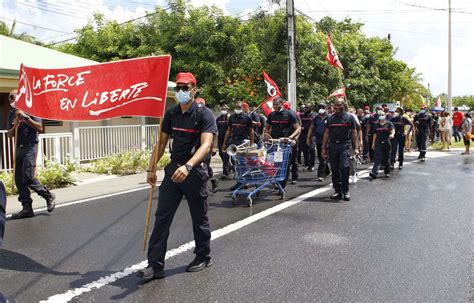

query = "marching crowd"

[
  {"left": 210, "top": 96, "right": 473, "bottom": 200},
  {"left": 1, "top": 72, "right": 472, "bottom": 286}
]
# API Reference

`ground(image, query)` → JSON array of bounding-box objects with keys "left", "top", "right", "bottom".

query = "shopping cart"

[{"left": 230, "top": 139, "right": 293, "bottom": 206}]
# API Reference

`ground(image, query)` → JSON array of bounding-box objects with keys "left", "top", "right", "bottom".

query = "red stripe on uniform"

[
  {"left": 272, "top": 120, "right": 289, "bottom": 124},
  {"left": 329, "top": 123, "right": 350, "bottom": 127},
  {"left": 231, "top": 124, "right": 246, "bottom": 128},
  {"left": 172, "top": 127, "right": 200, "bottom": 133}
]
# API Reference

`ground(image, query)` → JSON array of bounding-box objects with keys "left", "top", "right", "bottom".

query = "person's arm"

[
  {"left": 222, "top": 118, "right": 232, "bottom": 151},
  {"left": 7, "top": 117, "right": 19, "bottom": 138},
  {"left": 17, "top": 110, "right": 43, "bottom": 132},
  {"left": 372, "top": 133, "right": 377, "bottom": 150},
  {"left": 249, "top": 126, "right": 254, "bottom": 144},
  {"left": 251, "top": 112, "right": 261, "bottom": 128},
  {"left": 306, "top": 124, "right": 314, "bottom": 145},
  {"left": 352, "top": 129, "right": 359, "bottom": 152},
  {"left": 365, "top": 124, "right": 371, "bottom": 142},
  {"left": 147, "top": 131, "right": 170, "bottom": 186},
  {"left": 321, "top": 128, "right": 330, "bottom": 158}
]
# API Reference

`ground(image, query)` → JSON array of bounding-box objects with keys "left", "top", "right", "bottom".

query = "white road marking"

[
  {"left": 40, "top": 181, "right": 341, "bottom": 302},
  {"left": 38, "top": 151, "right": 456, "bottom": 302}
]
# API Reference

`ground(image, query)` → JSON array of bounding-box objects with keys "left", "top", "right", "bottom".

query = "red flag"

[
  {"left": 260, "top": 71, "right": 281, "bottom": 116},
  {"left": 15, "top": 55, "right": 171, "bottom": 120},
  {"left": 327, "top": 87, "right": 346, "bottom": 99},
  {"left": 326, "top": 34, "right": 344, "bottom": 70}
]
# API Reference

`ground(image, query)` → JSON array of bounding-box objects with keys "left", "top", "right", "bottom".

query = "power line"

[
  {"left": 45, "top": 6, "right": 171, "bottom": 47},
  {"left": 14, "top": 1, "right": 92, "bottom": 20},
  {"left": 0, "top": 16, "right": 71, "bottom": 33},
  {"left": 395, "top": 1, "right": 472, "bottom": 14}
]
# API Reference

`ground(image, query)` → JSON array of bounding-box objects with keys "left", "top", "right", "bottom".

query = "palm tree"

[
  {"left": 0, "top": 19, "right": 40, "bottom": 44},
  {"left": 395, "top": 67, "right": 429, "bottom": 110}
]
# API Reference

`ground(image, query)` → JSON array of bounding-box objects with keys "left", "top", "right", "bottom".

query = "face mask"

[
  {"left": 379, "top": 115, "right": 386, "bottom": 121},
  {"left": 10, "top": 101, "right": 16, "bottom": 109},
  {"left": 393, "top": 113, "right": 400, "bottom": 118},
  {"left": 419, "top": 110, "right": 426, "bottom": 114},
  {"left": 221, "top": 110, "right": 227, "bottom": 115},
  {"left": 235, "top": 109, "right": 242, "bottom": 114},
  {"left": 175, "top": 90, "right": 191, "bottom": 104}
]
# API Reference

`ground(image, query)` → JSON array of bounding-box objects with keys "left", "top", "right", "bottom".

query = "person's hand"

[
  {"left": 222, "top": 145, "right": 227, "bottom": 153},
  {"left": 147, "top": 171, "right": 157, "bottom": 186},
  {"left": 372, "top": 145, "right": 375, "bottom": 150},
  {"left": 15, "top": 109, "right": 26, "bottom": 118},
  {"left": 281, "top": 137, "right": 290, "bottom": 143},
  {"left": 171, "top": 165, "right": 189, "bottom": 183},
  {"left": 389, "top": 134, "right": 394, "bottom": 139},
  {"left": 353, "top": 149, "right": 360, "bottom": 156},
  {"left": 12, "top": 116, "right": 19, "bottom": 127},
  {"left": 321, "top": 147, "right": 328, "bottom": 159},
  {"left": 211, "top": 150, "right": 217, "bottom": 156}
]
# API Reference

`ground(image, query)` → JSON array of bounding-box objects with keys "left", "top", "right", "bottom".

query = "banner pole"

[
  {"left": 11, "top": 125, "right": 18, "bottom": 194},
  {"left": 143, "top": 117, "right": 162, "bottom": 251}
]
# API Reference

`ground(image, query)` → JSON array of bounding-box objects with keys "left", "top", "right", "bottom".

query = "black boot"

[
  {"left": 330, "top": 193, "right": 342, "bottom": 200},
  {"left": 211, "top": 179, "right": 219, "bottom": 193},
  {"left": 11, "top": 205, "right": 34, "bottom": 220},
  {"left": 45, "top": 192, "right": 56, "bottom": 213}
]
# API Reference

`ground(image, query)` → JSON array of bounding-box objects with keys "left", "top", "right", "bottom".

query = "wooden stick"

[
  {"left": 11, "top": 125, "right": 18, "bottom": 194},
  {"left": 143, "top": 118, "right": 162, "bottom": 251}
]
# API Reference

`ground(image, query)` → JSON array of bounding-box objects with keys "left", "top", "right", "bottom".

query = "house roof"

[{"left": 0, "top": 34, "right": 97, "bottom": 74}]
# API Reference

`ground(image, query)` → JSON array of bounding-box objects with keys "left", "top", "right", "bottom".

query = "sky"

[{"left": 1, "top": 0, "right": 473, "bottom": 97}]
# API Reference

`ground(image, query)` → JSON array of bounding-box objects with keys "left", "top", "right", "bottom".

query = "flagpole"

[{"left": 447, "top": 0, "right": 453, "bottom": 114}]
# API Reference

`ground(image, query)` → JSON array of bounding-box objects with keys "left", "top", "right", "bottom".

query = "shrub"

[
  {"left": 0, "top": 161, "right": 75, "bottom": 195},
  {"left": 84, "top": 151, "right": 171, "bottom": 176}
]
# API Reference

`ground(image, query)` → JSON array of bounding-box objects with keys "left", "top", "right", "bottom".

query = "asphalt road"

[{"left": 1, "top": 151, "right": 473, "bottom": 302}]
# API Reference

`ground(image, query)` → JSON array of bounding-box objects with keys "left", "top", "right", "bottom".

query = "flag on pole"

[
  {"left": 327, "top": 87, "right": 346, "bottom": 99},
  {"left": 260, "top": 71, "right": 281, "bottom": 116},
  {"left": 325, "top": 34, "right": 344, "bottom": 70},
  {"left": 435, "top": 96, "right": 442, "bottom": 108}
]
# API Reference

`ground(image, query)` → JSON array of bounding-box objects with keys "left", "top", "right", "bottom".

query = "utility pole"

[
  {"left": 447, "top": 0, "right": 452, "bottom": 114},
  {"left": 286, "top": 0, "right": 297, "bottom": 110}
]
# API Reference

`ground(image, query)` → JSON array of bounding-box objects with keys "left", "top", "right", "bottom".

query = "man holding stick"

[
  {"left": 137, "top": 72, "right": 217, "bottom": 283},
  {"left": 7, "top": 89, "right": 56, "bottom": 220}
]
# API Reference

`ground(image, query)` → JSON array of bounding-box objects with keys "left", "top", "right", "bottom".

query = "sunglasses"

[
  {"left": 9, "top": 95, "right": 16, "bottom": 100},
  {"left": 173, "top": 85, "right": 192, "bottom": 92}
]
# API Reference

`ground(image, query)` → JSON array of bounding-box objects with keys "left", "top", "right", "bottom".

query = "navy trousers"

[
  {"left": 0, "top": 181, "right": 6, "bottom": 246},
  {"left": 416, "top": 129, "right": 428, "bottom": 158},
  {"left": 328, "top": 143, "right": 351, "bottom": 194},
  {"left": 15, "top": 144, "right": 51, "bottom": 207},
  {"left": 147, "top": 162, "right": 211, "bottom": 270},
  {"left": 372, "top": 141, "right": 391, "bottom": 176},
  {"left": 390, "top": 134, "right": 406, "bottom": 166}
]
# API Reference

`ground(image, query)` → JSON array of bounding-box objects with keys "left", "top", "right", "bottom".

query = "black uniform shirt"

[
  {"left": 267, "top": 109, "right": 298, "bottom": 138},
  {"left": 7, "top": 110, "right": 41, "bottom": 145},
  {"left": 390, "top": 115, "right": 411, "bottom": 134},
  {"left": 325, "top": 112, "right": 356, "bottom": 145},
  {"left": 414, "top": 112, "right": 432, "bottom": 129},
  {"left": 368, "top": 114, "right": 379, "bottom": 135},
  {"left": 216, "top": 114, "right": 228, "bottom": 143},
  {"left": 373, "top": 121, "right": 394, "bottom": 143},
  {"left": 162, "top": 102, "right": 217, "bottom": 164},
  {"left": 228, "top": 113, "right": 253, "bottom": 142},
  {"left": 300, "top": 111, "right": 314, "bottom": 135}
]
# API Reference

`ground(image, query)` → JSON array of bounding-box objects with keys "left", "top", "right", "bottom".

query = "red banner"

[
  {"left": 327, "top": 87, "right": 346, "bottom": 99},
  {"left": 260, "top": 71, "right": 281, "bottom": 116},
  {"left": 326, "top": 34, "right": 344, "bottom": 70},
  {"left": 15, "top": 55, "right": 171, "bottom": 120}
]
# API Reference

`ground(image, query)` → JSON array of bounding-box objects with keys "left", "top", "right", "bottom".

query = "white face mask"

[
  {"left": 393, "top": 113, "right": 400, "bottom": 118},
  {"left": 379, "top": 115, "right": 386, "bottom": 121},
  {"left": 221, "top": 110, "right": 227, "bottom": 115},
  {"left": 235, "top": 109, "right": 242, "bottom": 114}
]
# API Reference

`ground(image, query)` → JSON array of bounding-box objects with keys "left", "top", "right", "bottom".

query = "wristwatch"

[{"left": 184, "top": 163, "right": 193, "bottom": 172}]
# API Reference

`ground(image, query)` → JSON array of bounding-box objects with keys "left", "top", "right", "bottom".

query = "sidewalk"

[{"left": 6, "top": 158, "right": 224, "bottom": 215}]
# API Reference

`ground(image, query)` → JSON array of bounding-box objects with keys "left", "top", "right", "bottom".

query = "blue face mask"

[
  {"left": 420, "top": 109, "right": 426, "bottom": 114},
  {"left": 175, "top": 90, "right": 191, "bottom": 104}
]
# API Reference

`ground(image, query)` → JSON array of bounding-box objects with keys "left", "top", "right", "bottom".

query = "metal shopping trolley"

[{"left": 230, "top": 139, "right": 293, "bottom": 206}]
